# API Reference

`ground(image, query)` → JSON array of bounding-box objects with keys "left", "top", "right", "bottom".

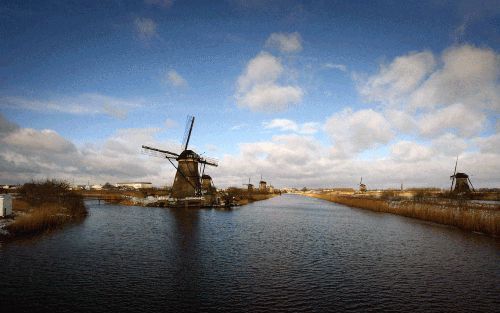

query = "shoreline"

[
  {"left": 304, "top": 193, "right": 500, "bottom": 237},
  {"left": 93, "top": 192, "right": 278, "bottom": 208}
]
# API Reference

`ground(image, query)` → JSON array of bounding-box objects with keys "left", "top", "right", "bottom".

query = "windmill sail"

[
  {"left": 182, "top": 115, "right": 195, "bottom": 151},
  {"left": 450, "top": 156, "right": 458, "bottom": 192}
]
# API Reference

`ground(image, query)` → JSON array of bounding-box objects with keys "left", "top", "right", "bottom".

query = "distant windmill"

[
  {"left": 243, "top": 177, "right": 254, "bottom": 192},
  {"left": 142, "top": 116, "right": 218, "bottom": 204},
  {"left": 449, "top": 156, "right": 475, "bottom": 193},
  {"left": 359, "top": 177, "right": 367, "bottom": 192}
]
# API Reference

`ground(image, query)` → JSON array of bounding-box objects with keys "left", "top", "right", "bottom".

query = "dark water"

[{"left": 1, "top": 195, "right": 499, "bottom": 312}]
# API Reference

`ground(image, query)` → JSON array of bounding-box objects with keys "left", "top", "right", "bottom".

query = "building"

[
  {"left": 0, "top": 194, "right": 12, "bottom": 217},
  {"left": 259, "top": 180, "right": 267, "bottom": 192},
  {"left": 91, "top": 184, "right": 103, "bottom": 190},
  {"left": 116, "top": 182, "right": 153, "bottom": 189}
]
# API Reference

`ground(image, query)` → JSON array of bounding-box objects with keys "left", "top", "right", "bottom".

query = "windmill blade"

[
  {"left": 467, "top": 177, "right": 476, "bottom": 192},
  {"left": 453, "top": 156, "right": 458, "bottom": 176},
  {"left": 181, "top": 115, "right": 195, "bottom": 151},
  {"left": 198, "top": 156, "right": 218, "bottom": 167},
  {"left": 450, "top": 156, "right": 458, "bottom": 192},
  {"left": 142, "top": 145, "right": 179, "bottom": 159}
]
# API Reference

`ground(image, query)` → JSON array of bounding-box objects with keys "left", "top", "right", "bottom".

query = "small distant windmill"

[
  {"left": 449, "top": 156, "right": 475, "bottom": 193},
  {"left": 359, "top": 177, "right": 367, "bottom": 192},
  {"left": 243, "top": 177, "right": 254, "bottom": 192},
  {"left": 142, "top": 116, "right": 218, "bottom": 202}
]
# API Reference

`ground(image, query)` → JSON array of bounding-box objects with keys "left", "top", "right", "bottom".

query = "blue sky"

[{"left": 1, "top": 0, "right": 499, "bottom": 188}]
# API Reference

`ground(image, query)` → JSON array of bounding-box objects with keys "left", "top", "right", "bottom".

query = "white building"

[
  {"left": 0, "top": 194, "right": 13, "bottom": 217},
  {"left": 115, "top": 182, "right": 153, "bottom": 189},
  {"left": 91, "top": 184, "right": 103, "bottom": 190}
]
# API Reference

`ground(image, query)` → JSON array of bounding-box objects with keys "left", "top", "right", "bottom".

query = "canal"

[{"left": 1, "top": 194, "right": 499, "bottom": 312}]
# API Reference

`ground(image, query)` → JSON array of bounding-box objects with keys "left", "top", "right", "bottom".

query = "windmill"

[
  {"left": 449, "top": 157, "right": 475, "bottom": 193},
  {"left": 142, "top": 116, "right": 218, "bottom": 205},
  {"left": 259, "top": 174, "right": 267, "bottom": 192},
  {"left": 243, "top": 177, "right": 254, "bottom": 192},
  {"left": 359, "top": 177, "right": 367, "bottom": 192}
]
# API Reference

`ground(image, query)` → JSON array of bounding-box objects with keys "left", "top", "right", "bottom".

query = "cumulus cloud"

[
  {"left": 0, "top": 114, "right": 177, "bottom": 185},
  {"left": 236, "top": 52, "right": 303, "bottom": 112},
  {"left": 359, "top": 51, "right": 436, "bottom": 107},
  {"left": 324, "top": 108, "right": 394, "bottom": 155},
  {"left": 1, "top": 93, "right": 142, "bottom": 119},
  {"left": 358, "top": 45, "right": 500, "bottom": 137},
  {"left": 390, "top": 141, "right": 433, "bottom": 162},
  {"left": 419, "top": 103, "right": 486, "bottom": 137},
  {"left": 212, "top": 132, "right": 500, "bottom": 188},
  {"left": 263, "top": 118, "right": 319, "bottom": 134},
  {"left": 265, "top": 32, "right": 303, "bottom": 53},
  {"left": 166, "top": 70, "right": 188, "bottom": 87},
  {"left": 134, "top": 17, "right": 157, "bottom": 41}
]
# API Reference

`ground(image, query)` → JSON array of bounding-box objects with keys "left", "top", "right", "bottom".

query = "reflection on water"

[{"left": 0, "top": 195, "right": 499, "bottom": 312}]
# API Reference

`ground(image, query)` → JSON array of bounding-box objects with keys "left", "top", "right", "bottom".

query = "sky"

[{"left": 1, "top": 0, "right": 499, "bottom": 189}]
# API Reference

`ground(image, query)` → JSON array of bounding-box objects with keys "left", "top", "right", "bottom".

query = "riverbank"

[
  {"left": 1, "top": 181, "right": 88, "bottom": 240},
  {"left": 305, "top": 192, "right": 500, "bottom": 237},
  {"left": 79, "top": 189, "right": 278, "bottom": 208}
]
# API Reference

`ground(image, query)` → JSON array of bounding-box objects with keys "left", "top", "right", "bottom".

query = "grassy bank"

[
  {"left": 3, "top": 181, "right": 88, "bottom": 238},
  {"left": 308, "top": 193, "right": 500, "bottom": 236}
]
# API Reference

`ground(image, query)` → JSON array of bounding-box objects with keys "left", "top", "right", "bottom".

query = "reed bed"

[
  {"left": 4, "top": 180, "right": 88, "bottom": 238},
  {"left": 310, "top": 193, "right": 500, "bottom": 236},
  {"left": 6, "top": 203, "right": 71, "bottom": 236}
]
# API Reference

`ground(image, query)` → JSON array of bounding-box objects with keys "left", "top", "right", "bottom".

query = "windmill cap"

[
  {"left": 178, "top": 149, "right": 198, "bottom": 159},
  {"left": 201, "top": 174, "right": 212, "bottom": 179},
  {"left": 451, "top": 172, "right": 469, "bottom": 178}
]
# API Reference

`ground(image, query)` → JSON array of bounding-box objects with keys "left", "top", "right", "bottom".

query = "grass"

[
  {"left": 4, "top": 180, "right": 88, "bottom": 238},
  {"left": 309, "top": 193, "right": 500, "bottom": 237}
]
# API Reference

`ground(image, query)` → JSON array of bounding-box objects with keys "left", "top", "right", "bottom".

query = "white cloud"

[
  {"left": 134, "top": 17, "right": 157, "bottom": 41},
  {"left": 265, "top": 32, "right": 303, "bottom": 53},
  {"left": 238, "top": 84, "right": 303, "bottom": 112},
  {"left": 390, "top": 141, "right": 433, "bottom": 162},
  {"left": 237, "top": 52, "right": 283, "bottom": 91},
  {"left": 324, "top": 63, "right": 347, "bottom": 72},
  {"left": 419, "top": 103, "right": 486, "bottom": 137},
  {"left": 166, "top": 70, "right": 187, "bottom": 87},
  {"left": 324, "top": 108, "right": 394, "bottom": 154},
  {"left": 263, "top": 118, "right": 319, "bottom": 134},
  {"left": 431, "top": 133, "right": 468, "bottom": 156},
  {"left": 408, "top": 45, "right": 500, "bottom": 111},
  {"left": 358, "top": 44, "right": 500, "bottom": 138},
  {"left": 236, "top": 52, "right": 303, "bottom": 112},
  {"left": 359, "top": 51, "right": 436, "bottom": 107},
  {"left": 1, "top": 93, "right": 142, "bottom": 119},
  {"left": 0, "top": 114, "right": 177, "bottom": 185},
  {"left": 474, "top": 133, "right": 500, "bottom": 154},
  {"left": 144, "top": 0, "right": 174, "bottom": 8}
]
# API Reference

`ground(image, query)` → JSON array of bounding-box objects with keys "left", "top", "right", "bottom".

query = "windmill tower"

[
  {"left": 142, "top": 116, "right": 218, "bottom": 206},
  {"left": 359, "top": 177, "right": 367, "bottom": 192},
  {"left": 259, "top": 175, "right": 267, "bottom": 192},
  {"left": 450, "top": 157, "right": 475, "bottom": 193}
]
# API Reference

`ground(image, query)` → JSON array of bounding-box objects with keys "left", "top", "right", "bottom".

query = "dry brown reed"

[
  {"left": 6, "top": 180, "right": 88, "bottom": 238},
  {"left": 310, "top": 193, "right": 500, "bottom": 236},
  {"left": 7, "top": 203, "right": 71, "bottom": 236}
]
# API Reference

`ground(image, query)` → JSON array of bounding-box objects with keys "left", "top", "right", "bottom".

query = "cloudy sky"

[{"left": 1, "top": 0, "right": 499, "bottom": 188}]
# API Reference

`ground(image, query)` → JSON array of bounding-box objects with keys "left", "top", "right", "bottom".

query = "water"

[{"left": 1, "top": 195, "right": 499, "bottom": 312}]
